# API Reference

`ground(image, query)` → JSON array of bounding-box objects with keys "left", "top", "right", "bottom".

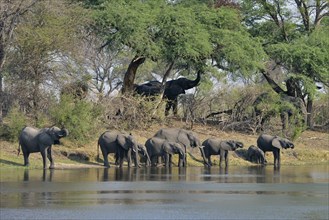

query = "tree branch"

[{"left": 261, "top": 69, "right": 287, "bottom": 95}]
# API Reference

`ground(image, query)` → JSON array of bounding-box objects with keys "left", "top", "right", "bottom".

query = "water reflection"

[
  {"left": 23, "top": 169, "right": 54, "bottom": 182},
  {"left": 98, "top": 167, "right": 190, "bottom": 182},
  {"left": 0, "top": 165, "right": 328, "bottom": 220}
]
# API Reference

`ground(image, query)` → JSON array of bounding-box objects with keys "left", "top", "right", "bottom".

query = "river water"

[{"left": 0, "top": 165, "right": 328, "bottom": 219}]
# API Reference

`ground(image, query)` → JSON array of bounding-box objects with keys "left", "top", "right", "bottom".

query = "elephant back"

[
  {"left": 257, "top": 134, "right": 274, "bottom": 152},
  {"left": 145, "top": 137, "right": 164, "bottom": 155},
  {"left": 19, "top": 127, "right": 40, "bottom": 145},
  {"left": 99, "top": 131, "right": 119, "bottom": 145}
]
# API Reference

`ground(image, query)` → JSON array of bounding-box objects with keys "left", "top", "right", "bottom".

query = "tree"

[
  {"left": 3, "top": 0, "right": 88, "bottom": 125},
  {"left": 88, "top": 0, "right": 265, "bottom": 94},
  {"left": 242, "top": 0, "right": 329, "bottom": 128},
  {"left": 0, "top": 0, "right": 39, "bottom": 122}
]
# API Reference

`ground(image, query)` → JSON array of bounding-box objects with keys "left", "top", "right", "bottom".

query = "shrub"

[
  {"left": 0, "top": 105, "right": 27, "bottom": 142},
  {"left": 50, "top": 95, "right": 101, "bottom": 143}
]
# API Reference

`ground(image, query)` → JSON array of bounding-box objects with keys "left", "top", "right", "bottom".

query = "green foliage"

[
  {"left": 50, "top": 95, "right": 101, "bottom": 143},
  {"left": 268, "top": 27, "right": 329, "bottom": 85},
  {"left": 0, "top": 105, "right": 27, "bottom": 142},
  {"left": 91, "top": 0, "right": 265, "bottom": 79}
]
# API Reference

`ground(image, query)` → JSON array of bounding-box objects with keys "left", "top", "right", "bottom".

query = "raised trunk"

[
  {"left": 122, "top": 56, "right": 145, "bottom": 95},
  {"left": 183, "top": 71, "right": 201, "bottom": 90}
]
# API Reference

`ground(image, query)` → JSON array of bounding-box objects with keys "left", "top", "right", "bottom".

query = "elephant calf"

[
  {"left": 257, "top": 134, "right": 294, "bottom": 167},
  {"left": 145, "top": 137, "right": 185, "bottom": 167},
  {"left": 18, "top": 126, "right": 69, "bottom": 169},
  {"left": 247, "top": 145, "right": 266, "bottom": 165},
  {"left": 202, "top": 138, "right": 243, "bottom": 167}
]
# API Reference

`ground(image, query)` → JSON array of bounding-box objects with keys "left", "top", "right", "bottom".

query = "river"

[{"left": 0, "top": 165, "right": 328, "bottom": 219}]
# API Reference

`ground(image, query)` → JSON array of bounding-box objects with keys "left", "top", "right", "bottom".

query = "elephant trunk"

[
  {"left": 146, "top": 152, "right": 151, "bottom": 166},
  {"left": 62, "top": 129, "right": 69, "bottom": 137},
  {"left": 199, "top": 146, "right": 210, "bottom": 167},
  {"left": 183, "top": 71, "right": 201, "bottom": 90},
  {"left": 134, "top": 148, "right": 140, "bottom": 167}
]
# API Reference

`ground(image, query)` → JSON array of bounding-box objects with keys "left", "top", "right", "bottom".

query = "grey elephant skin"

[
  {"left": 133, "top": 144, "right": 151, "bottom": 166},
  {"left": 153, "top": 128, "right": 209, "bottom": 166},
  {"left": 134, "top": 71, "right": 201, "bottom": 116},
  {"left": 97, "top": 131, "right": 148, "bottom": 168},
  {"left": 247, "top": 145, "right": 266, "bottom": 164},
  {"left": 257, "top": 134, "right": 294, "bottom": 167},
  {"left": 145, "top": 137, "right": 185, "bottom": 167},
  {"left": 18, "top": 126, "right": 69, "bottom": 169},
  {"left": 202, "top": 138, "right": 243, "bottom": 167}
]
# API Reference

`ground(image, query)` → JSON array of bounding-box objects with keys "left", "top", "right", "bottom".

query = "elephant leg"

[
  {"left": 47, "top": 147, "right": 54, "bottom": 169},
  {"left": 207, "top": 156, "right": 212, "bottom": 166},
  {"left": 273, "top": 150, "right": 280, "bottom": 167},
  {"left": 23, "top": 151, "right": 30, "bottom": 166},
  {"left": 134, "top": 151, "right": 140, "bottom": 168},
  {"left": 40, "top": 150, "right": 47, "bottom": 169},
  {"left": 164, "top": 154, "right": 170, "bottom": 167},
  {"left": 115, "top": 153, "right": 119, "bottom": 166},
  {"left": 150, "top": 156, "right": 157, "bottom": 167},
  {"left": 224, "top": 151, "right": 229, "bottom": 167},
  {"left": 169, "top": 154, "right": 173, "bottom": 167},
  {"left": 219, "top": 154, "right": 224, "bottom": 167},
  {"left": 127, "top": 149, "right": 132, "bottom": 168},
  {"left": 277, "top": 151, "right": 281, "bottom": 167},
  {"left": 101, "top": 149, "right": 110, "bottom": 167},
  {"left": 172, "top": 99, "right": 178, "bottom": 116},
  {"left": 165, "top": 101, "right": 171, "bottom": 116},
  {"left": 178, "top": 156, "right": 183, "bottom": 167}
]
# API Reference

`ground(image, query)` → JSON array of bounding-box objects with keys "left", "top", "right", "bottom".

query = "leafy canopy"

[{"left": 91, "top": 0, "right": 265, "bottom": 76}]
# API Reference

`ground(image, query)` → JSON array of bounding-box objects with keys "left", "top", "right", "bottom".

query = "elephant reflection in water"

[
  {"left": 203, "top": 167, "right": 228, "bottom": 182},
  {"left": 23, "top": 169, "right": 54, "bottom": 182},
  {"left": 247, "top": 166, "right": 281, "bottom": 183},
  {"left": 101, "top": 168, "right": 143, "bottom": 181},
  {"left": 21, "top": 169, "right": 54, "bottom": 207}
]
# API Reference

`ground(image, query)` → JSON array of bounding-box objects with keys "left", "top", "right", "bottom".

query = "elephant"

[
  {"left": 145, "top": 137, "right": 186, "bottom": 167},
  {"left": 253, "top": 92, "right": 307, "bottom": 133},
  {"left": 247, "top": 145, "right": 266, "bottom": 164},
  {"left": 131, "top": 143, "right": 151, "bottom": 166},
  {"left": 153, "top": 127, "right": 209, "bottom": 167},
  {"left": 97, "top": 131, "right": 149, "bottom": 168},
  {"left": 257, "top": 134, "right": 294, "bottom": 167},
  {"left": 18, "top": 126, "right": 69, "bottom": 169},
  {"left": 134, "top": 81, "right": 162, "bottom": 97},
  {"left": 134, "top": 71, "right": 201, "bottom": 116},
  {"left": 202, "top": 138, "right": 244, "bottom": 167}
]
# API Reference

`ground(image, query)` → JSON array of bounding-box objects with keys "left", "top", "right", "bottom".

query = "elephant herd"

[{"left": 17, "top": 126, "right": 295, "bottom": 169}]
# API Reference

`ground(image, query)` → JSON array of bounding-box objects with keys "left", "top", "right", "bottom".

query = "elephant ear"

[
  {"left": 220, "top": 141, "right": 233, "bottom": 151},
  {"left": 177, "top": 145, "right": 184, "bottom": 156},
  {"left": 117, "top": 134, "right": 129, "bottom": 150},
  {"left": 271, "top": 137, "right": 282, "bottom": 149},
  {"left": 162, "top": 142, "right": 172, "bottom": 155}
]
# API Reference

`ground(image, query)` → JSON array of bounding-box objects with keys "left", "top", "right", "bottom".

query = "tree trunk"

[
  {"left": 306, "top": 97, "right": 313, "bottom": 129},
  {"left": 0, "top": 74, "right": 3, "bottom": 123},
  {"left": 121, "top": 56, "right": 145, "bottom": 95}
]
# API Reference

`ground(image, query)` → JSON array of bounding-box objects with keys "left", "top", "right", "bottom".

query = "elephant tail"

[
  {"left": 17, "top": 144, "right": 21, "bottom": 156},
  {"left": 97, "top": 142, "right": 100, "bottom": 161}
]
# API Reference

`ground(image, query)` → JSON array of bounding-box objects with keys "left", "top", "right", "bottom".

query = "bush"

[
  {"left": 50, "top": 95, "right": 101, "bottom": 143},
  {"left": 0, "top": 105, "right": 27, "bottom": 142}
]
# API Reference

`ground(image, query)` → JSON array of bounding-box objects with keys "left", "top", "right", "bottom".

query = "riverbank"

[{"left": 1, "top": 121, "right": 328, "bottom": 169}]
